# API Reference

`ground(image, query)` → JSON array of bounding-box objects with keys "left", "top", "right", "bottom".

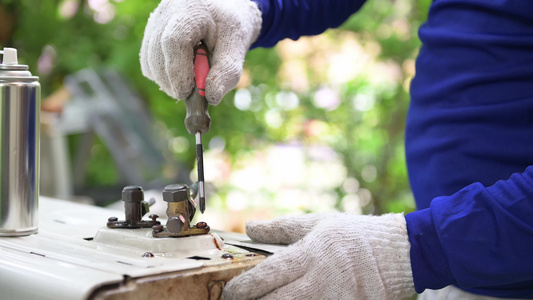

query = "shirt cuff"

[
  {"left": 405, "top": 208, "right": 456, "bottom": 293},
  {"left": 250, "top": 0, "right": 274, "bottom": 48}
]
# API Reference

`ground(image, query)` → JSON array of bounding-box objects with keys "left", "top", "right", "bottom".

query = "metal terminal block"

[
  {"left": 107, "top": 186, "right": 161, "bottom": 229},
  {"left": 153, "top": 184, "right": 210, "bottom": 238}
]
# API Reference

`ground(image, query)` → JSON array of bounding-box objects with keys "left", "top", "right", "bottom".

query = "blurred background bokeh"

[{"left": 0, "top": 0, "right": 430, "bottom": 232}]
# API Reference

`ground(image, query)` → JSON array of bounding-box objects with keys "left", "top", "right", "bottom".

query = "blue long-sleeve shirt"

[{"left": 250, "top": 0, "right": 533, "bottom": 298}]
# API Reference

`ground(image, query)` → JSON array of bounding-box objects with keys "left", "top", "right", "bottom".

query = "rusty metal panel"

[{"left": 91, "top": 254, "right": 265, "bottom": 300}]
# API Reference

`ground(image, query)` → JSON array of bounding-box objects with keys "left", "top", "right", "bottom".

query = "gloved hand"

[
  {"left": 140, "top": 0, "right": 261, "bottom": 104},
  {"left": 223, "top": 213, "right": 415, "bottom": 300}
]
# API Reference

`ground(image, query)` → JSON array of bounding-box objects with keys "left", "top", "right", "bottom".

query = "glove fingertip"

[
  {"left": 245, "top": 219, "right": 298, "bottom": 244},
  {"left": 205, "top": 87, "right": 223, "bottom": 105},
  {"left": 205, "top": 55, "right": 243, "bottom": 105},
  {"left": 245, "top": 220, "right": 265, "bottom": 239},
  {"left": 205, "top": 73, "right": 228, "bottom": 105}
]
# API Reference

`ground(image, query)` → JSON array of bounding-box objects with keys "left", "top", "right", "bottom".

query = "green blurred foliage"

[{"left": 1, "top": 0, "right": 431, "bottom": 214}]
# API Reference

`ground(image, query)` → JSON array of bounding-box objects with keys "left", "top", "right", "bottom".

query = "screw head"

[
  {"left": 162, "top": 184, "right": 189, "bottom": 202},
  {"left": 122, "top": 186, "right": 144, "bottom": 203},
  {"left": 142, "top": 252, "right": 155, "bottom": 258},
  {"left": 221, "top": 253, "right": 234, "bottom": 260},
  {"left": 152, "top": 224, "right": 163, "bottom": 232},
  {"left": 149, "top": 214, "right": 159, "bottom": 221},
  {"left": 196, "top": 221, "right": 208, "bottom": 229},
  {"left": 108, "top": 216, "right": 118, "bottom": 222}
]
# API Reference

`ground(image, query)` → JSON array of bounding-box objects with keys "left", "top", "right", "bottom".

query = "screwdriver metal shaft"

[{"left": 195, "top": 132, "right": 206, "bottom": 213}]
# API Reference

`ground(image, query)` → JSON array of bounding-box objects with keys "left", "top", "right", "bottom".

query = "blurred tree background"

[{"left": 1, "top": 0, "right": 430, "bottom": 231}]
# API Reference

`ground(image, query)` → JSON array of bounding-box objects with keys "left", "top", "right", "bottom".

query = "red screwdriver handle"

[
  {"left": 184, "top": 43, "right": 211, "bottom": 135},
  {"left": 194, "top": 46, "right": 209, "bottom": 97}
]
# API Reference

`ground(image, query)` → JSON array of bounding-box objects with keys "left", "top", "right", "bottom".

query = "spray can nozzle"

[{"left": 0, "top": 48, "right": 19, "bottom": 65}]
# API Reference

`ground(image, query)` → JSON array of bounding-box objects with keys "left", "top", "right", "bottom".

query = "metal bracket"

[
  {"left": 107, "top": 186, "right": 160, "bottom": 229},
  {"left": 152, "top": 183, "right": 210, "bottom": 238}
]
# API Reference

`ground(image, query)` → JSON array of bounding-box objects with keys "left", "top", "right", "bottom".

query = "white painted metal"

[{"left": 0, "top": 197, "right": 286, "bottom": 299}]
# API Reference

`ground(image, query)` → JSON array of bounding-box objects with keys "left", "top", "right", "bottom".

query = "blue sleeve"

[
  {"left": 406, "top": 166, "right": 533, "bottom": 298},
  {"left": 405, "top": 0, "right": 533, "bottom": 297},
  {"left": 406, "top": 0, "right": 533, "bottom": 210},
  {"left": 250, "top": 0, "right": 367, "bottom": 48}
]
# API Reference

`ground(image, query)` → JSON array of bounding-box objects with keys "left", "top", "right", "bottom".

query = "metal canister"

[{"left": 0, "top": 48, "right": 40, "bottom": 236}]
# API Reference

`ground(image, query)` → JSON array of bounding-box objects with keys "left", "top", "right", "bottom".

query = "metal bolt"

[
  {"left": 152, "top": 224, "right": 163, "bottom": 232},
  {"left": 221, "top": 253, "right": 234, "bottom": 260},
  {"left": 162, "top": 184, "right": 189, "bottom": 203},
  {"left": 108, "top": 216, "right": 118, "bottom": 222},
  {"left": 167, "top": 216, "right": 184, "bottom": 234},
  {"left": 122, "top": 186, "right": 144, "bottom": 203},
  {"left": 196, "top": 221, "right": 208, "bottom": 229},
  {"left": 149, "top": 214, "right": 159, "bottom": 222}
]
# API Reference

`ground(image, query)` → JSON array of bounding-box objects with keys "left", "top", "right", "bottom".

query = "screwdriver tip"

[{"left": 199, "top": 197, "right": 205, "bottom": 214}]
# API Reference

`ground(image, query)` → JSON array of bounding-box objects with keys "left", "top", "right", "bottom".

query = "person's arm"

[
  {"left": 250, "top": 0, "right": 367, "bottom": 48},
  {"left": 406, "top": 166, "right": 533, "bottom": 298}
]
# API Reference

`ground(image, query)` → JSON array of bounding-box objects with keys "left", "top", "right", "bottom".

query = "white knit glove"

[
  {"left": 140, "top": 0, "right": 261, "bottom": 104},
  {"left": 223, "top": 213, "right": 415, "bottom": 300}
]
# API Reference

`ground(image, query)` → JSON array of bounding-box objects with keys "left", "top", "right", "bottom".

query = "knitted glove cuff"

[{"left": 366, "top": 213, "right": 415, "bottom": 299}]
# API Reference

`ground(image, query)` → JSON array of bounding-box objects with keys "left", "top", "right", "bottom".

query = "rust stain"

[
  {"left": 210, "top": 234, "right": 222, "bottom": 250},
  {"left": 207, "top": 280, "right": 225, "bottom": 300}
]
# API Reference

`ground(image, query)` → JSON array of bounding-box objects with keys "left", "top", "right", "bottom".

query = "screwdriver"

[{"left": 184, "top": 43, "right": 211, "bottom": 214}]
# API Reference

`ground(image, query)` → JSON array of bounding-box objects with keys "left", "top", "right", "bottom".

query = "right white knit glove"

[
  {"left": 140, "top": 0, "right": 262, "bottom": 104},
  {"left": 223, "top": 213, "right": 415, "bottom": 300}
]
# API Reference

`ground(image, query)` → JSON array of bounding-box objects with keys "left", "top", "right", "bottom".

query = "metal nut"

[
  {"left": 162, "top": 184, "right": 189, "bottom": 203},
  {"left": 122, "top": 186, "right": 144, "bottom": 203}
]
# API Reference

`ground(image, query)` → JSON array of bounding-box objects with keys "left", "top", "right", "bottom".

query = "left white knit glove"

[
  {"left": 140, "top": 0, "right": 261, "bottom": 104},
  {"left": 223, "top": 213, "right": 415, "bottom": 300}
]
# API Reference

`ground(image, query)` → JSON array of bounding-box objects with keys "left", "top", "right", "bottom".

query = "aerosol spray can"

[{"left": 0, "top": 48, "right": 40, "bottom": 236}]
